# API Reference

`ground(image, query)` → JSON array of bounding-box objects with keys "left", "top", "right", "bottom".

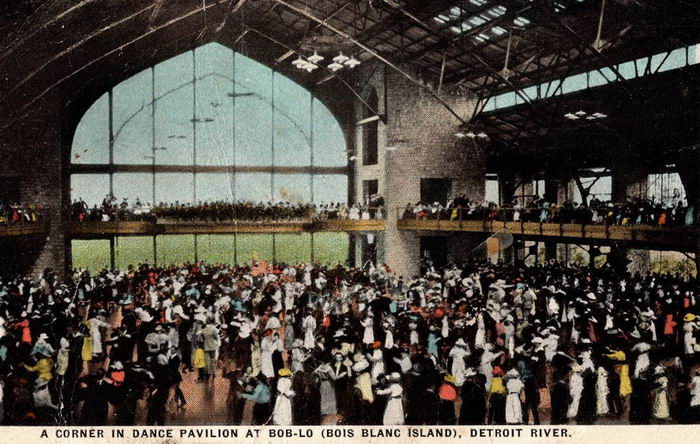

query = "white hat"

[
  {"left": 38, "top": 333, "right": 49, "bottom": 340},
  {"left": 464, "top": 368, "right": 477, "bottom": 377},
  {"left": 352, "top": 358, "right": 369, "bottom": 372},
  {"left": 454, "top": 338, "right": 467, "bottom": 347},
  {"left": 388, "top": 372, "right": 401, "bottom": 382},
  {"left": 110, "top": 361, "right": 124, "bottom": 370},
  {"left": 506, "top": 368, "right": 520, "bottom": 378}
]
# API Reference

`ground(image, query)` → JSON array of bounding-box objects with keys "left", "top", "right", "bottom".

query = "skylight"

[
  {"left": 513, "top": 16, "right": 531, "bottom": 26},
  {"left": 482, "top": 44, "right": 698, "bottom": 113},
  {"left": 438, "top": 4, "right": 508, "bottom": 35},
  {"left": 469, "top": 16, "right": 487, "bottom": 26}
]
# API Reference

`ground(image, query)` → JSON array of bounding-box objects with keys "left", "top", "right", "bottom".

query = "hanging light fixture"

[
  {"left": 466, "top": 131, "right": 476, "bottom": 138},
  {"left": 328, "top": 62, "right": 344, "bottom": 72},
  {"left": 476, "top": 132, "right": 489, "bottom": 139},
  {"left": 574, "top": 110, "right": 587, "bottom": 117},
  {"left": 564, "top": 112, "right": 578, "bottom": 120},
  {"left": 292, "top": 56, "right": 307, "bottom": 68},
  {"left": 303, "top": 62, "right": 319, "bottom": 73},
  {"left": 333, "top": 52, "right": 350, "bottom": 64},
  {"left": 308, "top": 51, "right": 324, "bottom": 64},
  {"left": 344, "top": 56, "right": 361, "bottom": 68}
]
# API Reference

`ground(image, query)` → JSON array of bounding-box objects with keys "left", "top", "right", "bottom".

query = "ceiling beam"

[
  {"left": 1, "top": 0, "right": 239, "bottom": 133},
  {"left": 245, "top": 26, "right": 383, "bottom": 122},
  {"left": 382, "top": 1, "right": 537, "bottom": 110},
  {"left": 215, "top": 0, "right": 252, "bottom": 32},
  {"left": 268, "top": 0, "right": 469, "bottom": 124}
]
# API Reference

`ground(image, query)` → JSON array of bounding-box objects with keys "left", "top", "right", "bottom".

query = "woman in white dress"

[
  {"left": 260, "top": 331, "right": 281, "bottom": 379},
  {"left": 474, "top": 312, "right": 486, "bottom": 349},
  {"left": 376, "top": 372, "right": 404, "bottom": 425},
  {"left": 632, "top": 341, "right": 651, "bottom": 378},
  {"left": 683, "top": 314, "right": 699, "bottom": 356},
  {"left": 449, "top": 339, "right": 470, "bottom": 388},
  {"left": 302, "top": 313, "right": 316, "bottom": 349},
  {"left": 361, "top": 314, "right": 375, "bottom": 345},
  {"left": 368, "top": 345, "right": 385, "bottom": 385},
  {"left": 272, "top": 369, "right": 295, "bottom": 425},
  {"left": 567, "top": 365, "right": 583, "bottom": 419},
  {"left": 595, "top": 366, "right": 610, "bottom": 416},
  {"left": 652, "top": 366, "right": 671, "bottom": 421},
  {"left": 505, "top": 369, "right": 524, "bottom": 424},
  {"left": 479, "top": 344, "right": 503, "bottom": 391},
  {"left": 88, "top": 314, "right": 110, "bottom": 358}
]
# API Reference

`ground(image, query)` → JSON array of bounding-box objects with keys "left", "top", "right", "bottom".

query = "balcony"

[
  {"left": 69, "top": 218, "right": 385, "bottom": 238},
  {"left": 397, "top": 208, "right": 698, "bottom": 252}
]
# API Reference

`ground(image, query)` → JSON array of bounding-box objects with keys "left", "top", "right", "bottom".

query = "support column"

[
  {"left": 379, "top": 70, "right": 483, "bottom": 277},
  {"left": 613, "top": 166, "right": 650, "bottom": 271}
]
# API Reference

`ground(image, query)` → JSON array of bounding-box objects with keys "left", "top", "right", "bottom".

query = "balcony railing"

[{"left": 397, "top": 206, "right": 698, "bottom": 252}]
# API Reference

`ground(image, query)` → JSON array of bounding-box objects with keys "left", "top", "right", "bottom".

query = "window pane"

[
  {"left": 113, "top": 173, "right": 154, "bottom": 206},
  {"left": 72, "top": 239, "right": 110, "bottom": 271},
  {"left": 485, "top": 177, "right": 499, "bottom": 204},
  {"left": 589, "top": 68, "right": 614, "bottom": 88},
  {"left": 312, "top": 232, "right": 348, "bottom": 265},
  {"left": 274, "top": 174, "right": 311, "bottom": 203},
  {"left": 115, "top": 236, "right": 153, "bottom": 269},
  {"left": 234, "top": 53, "right": 272, "bottom": 166},
  {"left": 562, "top": 73, "right": 587, "bottom": 93},
  {"left": 312, "top": 98, "right": 346, "bottom": 167},
  {"left": 71, "top": 174, "right": 110, "bottom": 208},
  {"left": 313, "top": 175, "right": 347, "bottom": 204},
  {"left": 498, "top": 92, "right": 516, "bottom": 107},
  {"left": 113, "top": 69, "right": 153, "bottom": 164},
  {"left": 195, "top": 42, "right": 233, "bottom": 78},
  {"left": 275, "top": 233, "right": 311, "bottom": 264},
  {"left": 72, "top": 93, "right": 109, "bottom": 164},
  {"left": 157, "top": 234, "right": 195, "bottom": 266},
  {"left": 196, "top": 75, "right": 235, "bottom": 166},
  {"left": 197, "top": 234, "right": 235, "bottom": 265},
  {"left": 236, "top": 234, "right": 273, "bottom": 264},
  {"left": 274, "top": 74, "right": 311, "bottom": 167},
  {"left": 657, "top": 48, "right": 686, "bottom": 72},
  {"left": 196, "top": 173, "right": 235, "bottom": 203},
  {"left": 155, "top": 52, "right": 193, "bottom": 97},
  {"left": 236, "top": 173, "right": 272, "bottom": 203},
  {"left": 156, "top": 173, "right": 194, "bottom": 204},
  {"left": 154, "top": 83, "right": 193, "bottom": 165},
  {"left": 617, "top": 61, "right": 636, "bottom": 80}
]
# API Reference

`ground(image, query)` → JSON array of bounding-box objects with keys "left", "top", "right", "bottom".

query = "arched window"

[
  {"left": 362, "top": 88, "right": 379, "bottom": 166},
  {"left": 70, "top": 42, "right": 349, "bottom": 269}
]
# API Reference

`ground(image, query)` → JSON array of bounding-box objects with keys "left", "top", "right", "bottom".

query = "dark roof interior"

[{"left": 1, "top": 0, "right": 698, "bottom": 157}]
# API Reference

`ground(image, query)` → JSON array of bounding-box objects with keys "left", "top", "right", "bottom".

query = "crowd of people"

[
  {"left": 70, "top": 196, "right": 385, "bottom": 223},
  {"left": 0, "top": 255, "right": 698, "bottom": 426},
  {"left": 404, "top": 195, "right": 696, "bottom": 227},
  {"left": 0, "top": 201, "right": 43, "bottom": 225}
]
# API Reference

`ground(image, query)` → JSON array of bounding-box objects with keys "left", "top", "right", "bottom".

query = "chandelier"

[{"left": 292, "top": 50, "right": 361, "bottom": 73}]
